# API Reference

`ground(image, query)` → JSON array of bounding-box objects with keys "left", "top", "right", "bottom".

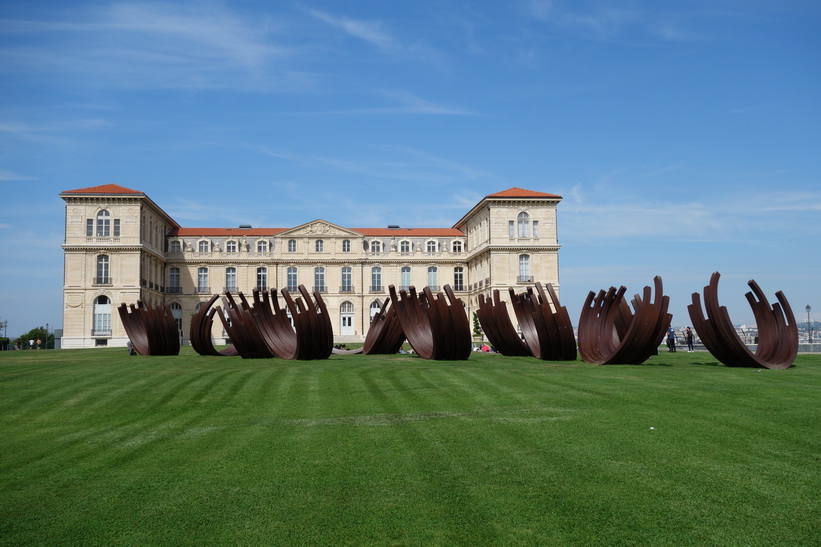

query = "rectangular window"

[
  {"left": 532, "top": 221, "right": 539, "bottom": 239},
  {"left": 454, "top": 267, "right": 464, "bottom": 291},
  {"left": 341, "top": 267, "right": 352, "bottom": 292},
  {"left": 518, "top": 255, "right": 532, "bottom": 283},
  {"left": 169, "top": 267, "right": 180, "bottom": 292},
  {"left": 342, "top": 240, "right": 351, "bottom": 252},
  {"left": 198, "top": 268, "right": 209, "bottom": 293},
  {"left": 113, "top": 219, "right": 121, "bottom": 237},
  {"left": 427, "top": 267, "right": 438, "bottom": 291},
  {"left": 287, "top": 267, "right": 298, "bottom": 292},
  {"left": 508, "top": 220, "right": 514, "bottom": 238},
  {"left": 314, "top": 267, "right": 326, "bottom": 292},
  {"left": 86, "top": 219, "right": 94, "bottom": 237},
  {"left": 371, "top": 267, "right": 382, "bottom": 292},
  {"left": 401, "top": 267, "right": 411, "bottom": 290},
  {"left": 96, "top": 255, "right": 110, "bottom": 284},
  {"left": 288, "top": 240, "right": 297, "bottom": 253},
  {"left": 225, "top": 267, "right": 237, "bottom": 292},
  {"left": 257, "top": 268, "right": 267, "bottom": 291}
]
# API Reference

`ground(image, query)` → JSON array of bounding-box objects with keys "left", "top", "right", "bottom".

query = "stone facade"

[{"left": 60, "top": 184, "right": 562, "bottom": 349}]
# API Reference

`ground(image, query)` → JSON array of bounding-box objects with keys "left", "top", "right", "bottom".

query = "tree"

[
  {"left": 14, "top": 326, "right": 54, "bottom": 349},
  {"left": 472, "top": 311, "right": 483, "bottom": 338}
]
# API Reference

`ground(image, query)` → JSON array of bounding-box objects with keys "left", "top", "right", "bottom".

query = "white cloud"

[{"left": 306, "top": 9, "right": 394, "bottom": 50}]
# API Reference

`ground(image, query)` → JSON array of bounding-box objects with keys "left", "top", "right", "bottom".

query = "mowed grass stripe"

[{"left": 0, "top": 349, "right": 819, "bottom": 545}]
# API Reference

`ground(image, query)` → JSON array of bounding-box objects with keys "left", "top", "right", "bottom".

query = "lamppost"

[{"left": 807, "top": 305, "right": 813, "bottom": 344}]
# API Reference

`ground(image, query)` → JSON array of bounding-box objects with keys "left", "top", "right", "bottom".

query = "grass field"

[{"left": 1, "top": 348, "right": 818, "bottom": 546}]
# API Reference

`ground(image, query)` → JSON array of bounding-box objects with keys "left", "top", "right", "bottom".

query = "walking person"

[{"left": 685, "top": 327, "right": 695, "bottom": 352}]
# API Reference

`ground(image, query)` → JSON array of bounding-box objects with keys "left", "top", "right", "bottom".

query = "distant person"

[
  {"left": 666, "top": 328, "right": 677, "bottom": 352},
  {"left": 29, "top": 339, "right": 34, "bottom": 350},
  {"left": 685, "top": 327, "right": 695, "bottom": 352}
]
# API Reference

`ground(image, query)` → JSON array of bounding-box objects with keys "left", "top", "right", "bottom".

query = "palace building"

[{"left": 60, "top": 184, "right": 562, "bottom": 349}]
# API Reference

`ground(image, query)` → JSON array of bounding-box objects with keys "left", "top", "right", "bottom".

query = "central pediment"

[{"left": 278, "top": 219, "right": 361, "bottom": 238}]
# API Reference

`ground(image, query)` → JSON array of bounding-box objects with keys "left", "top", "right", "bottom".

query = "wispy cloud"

[
  {"left": 0, "top": 169, "right": 38, "bottom": 181},
  {"left": 306, "top": 9, "right": 395, "bottom": 50}
]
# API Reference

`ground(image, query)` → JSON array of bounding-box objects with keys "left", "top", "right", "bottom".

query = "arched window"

[
  {"left": 96, "top": 255, "right": 110, "bottom": 284},
  {"left": 197, "top": 267, "right": 209, "bottom": 293},
  {"left": 518, "top": 254, "right": 531, "bottom": 282},
  {"left": 198, "top": 240, "right": 210, "bottom": 253},
  {"left": 401, "top": 266, "right": 411, "bottom": 290},
  {"left": 93, "top": 295, "right": 111, "bottom": 335},
  {"left": 371, "top": 240, "right": 382, "bottom": 253},
  {"left": 454, "top": 267, "right": 464, "bottom": 291},
  {"left": 517, "top": 212, "right": 530, "bottom": 238},
  {"left": 400, "top": 240, "right": 410, "bottom": 253},
  {"left": 341, "top": 266, "right": 353, "bottom": 292},
  {"left": 226, "top": 240, "right": 238, "bottom": 253},
  {"left": 257, "top": 240, "right": 268, "bottom": 253},
  {"left": 287, "top": 267, "right": 298, "bottom": 292},
  {"left": 314, "top": 266, "right": 326, "bottom": 292},
  {"left": 288, "top": 239, "right": 297, "bottom": 253},
  {"left": 427, "top": 266, "right": 438, "bottom": 291},
  {"left": 342, "top": 239, "right": 351, "bottom": 253},
  {"left": 256, "top": 267, "right": 267, "bottom": 291},
  {"left": 426, "top": 240, "right": 437, "bottom": 253},
  {"left": 370, "top": 300, "right": 381, "bottom": 321},
  {"left": 169, "top": 240, "right": 181, "bottom": 253},
  {"left": 96, "top": 210, "right": 111, "bottom": 237},
  {"left": 371, "top": 267, "right": 382, "bottom": 292},
  {"left": 169, "top": 267, "right": 181, "bottom": 293},
  {"left": 316, "top": 240, "right": 324, "bottom": 252},
  {"left": 225, "top": 267, "right": 237, "bottom": 292},
  {"left": 452, "top": 241, "right": 463, "bottom": 253},
  {"left": 340, "top": 301, "right": 355, "bottom": 335}
]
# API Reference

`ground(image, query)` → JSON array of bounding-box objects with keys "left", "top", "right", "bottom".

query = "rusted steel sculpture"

[
  {"left": 362, "top": 297, "right": 405, "bottom": 355},
  {"left": 477, "top": 290, "right": 531, "bottom": 356},
  {"left": 507, "top": 282, "right": 577, "bottom": 360},
  {"left": 389, "top": 284, "right": 471, "bottom": 360},
  {"left": 217, "top": 292, "right": 274, "bottom": 359},
  {"left": 688, "top": 272, "right": 797, "bottom": 369},
  {"left": 190, "top": 294, "right": 239, "bottom": 356},
  {"left": 250, "top": 286, "right": 334, "bottom": 360},
  {"left": 118, "top": 301, "right": 180, "bottom": 356},
  {"left": 578, "top": 276, "right": 670, "bottom": 365}
]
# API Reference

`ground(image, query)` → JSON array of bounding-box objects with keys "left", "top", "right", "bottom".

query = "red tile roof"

[
  {"left": 487, "top": 187, "right": 562, "bottom": 199},
  {"left": 61, "top": 183, "right": 144, "bottom": 195},
  {"left": 353, "top": 228, "right": 465, "bottom": 237},
  {"left": 169, "top": 228, "right": 288, "bottom": 237}
]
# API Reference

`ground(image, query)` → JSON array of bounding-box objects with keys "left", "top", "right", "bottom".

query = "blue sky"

[{"left": 1, "top": 0, "right": 819, "bottom": 339}]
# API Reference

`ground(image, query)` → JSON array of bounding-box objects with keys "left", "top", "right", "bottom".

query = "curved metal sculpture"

[
  {"left": 477, "top": 290, "right": 531, "bottom": 356},
  {"left": 389, "top": 284, "right": 471, "bottom": 360},
  {"left": 508, "top": 282, "right": 577, "bottom": 360},
  {"left": 362, "top": 297, "right": 405, "bottom": 355},
  {"left": 217, "top": 292, "right": 274, "bottom": 359},
  {"left": 118, "top": 301, "right": 180, "bottom": 356},
  {"left": 688, "top": 272, "right": 797, "bottom": 369},
  {"left": 190, "top": 294, "right": 239, "bottom": 356},
  {"left": 578, "top": 276, "right": 670, "bottom": 365},
  {"left": 250, "top": 286, "right": 334, "bottom": 360}
]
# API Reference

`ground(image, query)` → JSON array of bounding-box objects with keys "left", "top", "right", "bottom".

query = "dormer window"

[
  {"left": 426, "top": 240, "right": 437, "bottom": 253},
  {"left": 169, "top": 240, "right": 181, "bottom": 253},
  {"left": 400, "top": 240, "right": 410, "bottom": 253},
  {"left": 226, "top": 240, "right": 237, "bottom": 253},
  {"left": 371, "top": 240, "right": 382, "bottom": 253},
  {"left": 452, "top": 241, "right": 463, "bottom": 253},
  {"left": 198, "top": 240, "right": 210, "bottom": 253},
  {"left": 257, "top": 240, "right": 268, "bottom": 253}
]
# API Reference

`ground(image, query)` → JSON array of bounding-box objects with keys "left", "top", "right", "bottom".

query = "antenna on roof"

[
  {"left": 388, "top": 225, "right": 400, "bottom": 229},
  {"left": 239, "top": 225, "right": 252, "bottom": 229}
]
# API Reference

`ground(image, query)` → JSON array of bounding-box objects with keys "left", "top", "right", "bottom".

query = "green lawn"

[{"left": 1, "top": 348, "right": 818, "bottom": 546}]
